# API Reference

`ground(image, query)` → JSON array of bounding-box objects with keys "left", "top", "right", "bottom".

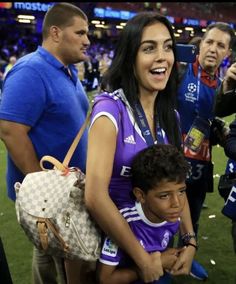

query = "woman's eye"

[
  {"left": 165, "top": 44, "right": 173, "bottom": 51},
  {"left": 143, "top": 45, "right": 155, "bottom": 52}
]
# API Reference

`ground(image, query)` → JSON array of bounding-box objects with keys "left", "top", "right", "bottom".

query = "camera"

[
  {"left": 176, "top": 44, "right": 197, "bottom": 63},
  {"left": 210, "top": 117, "right": 230, "bottom": 147}
]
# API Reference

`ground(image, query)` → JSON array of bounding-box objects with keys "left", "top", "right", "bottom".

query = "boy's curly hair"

[{"left": 131, "top": 144, "right": 190, "bottom": 193}]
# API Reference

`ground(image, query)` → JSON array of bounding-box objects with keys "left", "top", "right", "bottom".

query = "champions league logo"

[
  {"left": 184, "top": 82, "right": 197, "bottom": 103},
  {"left": 188, "top": 83, "right": 197, "bottom": 93}
]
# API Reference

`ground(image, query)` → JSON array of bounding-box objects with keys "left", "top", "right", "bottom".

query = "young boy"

[{"left": 98, "top": 144, "right": 191, "bottom": 284}]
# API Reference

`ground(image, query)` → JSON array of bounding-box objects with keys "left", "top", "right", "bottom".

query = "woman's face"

[{"left": 135, "top": 21, "right": 175, "bottom": 97}]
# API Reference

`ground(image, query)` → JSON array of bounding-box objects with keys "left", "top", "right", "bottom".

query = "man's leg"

[
  {"left": 54, "top": 255, "right": 67, "bottom": 284},
  {"left": 186, "top": 182, "right": 206, "bottom": 237},
  {"left": 32, "top": 247, "right": 66, "bottom": 284}
]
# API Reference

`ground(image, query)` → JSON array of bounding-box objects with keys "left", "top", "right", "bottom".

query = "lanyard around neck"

[
  {"left": 195, "top": 65, "right": 201, "bottom": 115},
  {"left": 134, "top": 101, "right": 165, "bottom": 146}
]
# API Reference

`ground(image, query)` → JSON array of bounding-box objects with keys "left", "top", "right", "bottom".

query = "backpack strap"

[
  {"left": 40, "top": 114, "right": 90, "bottom": 171},
  {"left": 63, "top": 114, "right": 90, "bottom": 167}
]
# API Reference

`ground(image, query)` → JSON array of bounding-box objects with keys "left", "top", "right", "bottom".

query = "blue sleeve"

[{"left": 0, "top": 65, "right": 46, "bottom": 127}]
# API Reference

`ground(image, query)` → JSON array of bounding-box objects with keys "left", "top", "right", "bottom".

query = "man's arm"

[
  {"left": 0, "top": 120, "right": 41, "bottom": 174},
  {"left": 225, "top": 119, "right": 236, "bottom": 161},
  {"left": 221, "top": 62, "right": 236, "bottom": 94},
  {"left": 214, "top": 63, "right": 236, "bottom": 117},
  {"left": 0, "top": 64, "right": 46, "bottom": 175},
  {"left": 214, "top": 86, "right": 236, "bottom": 117}
]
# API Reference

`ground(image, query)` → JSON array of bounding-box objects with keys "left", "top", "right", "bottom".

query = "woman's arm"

[{"left": 85, "top": 116, "right": 163, "bottom": 283}]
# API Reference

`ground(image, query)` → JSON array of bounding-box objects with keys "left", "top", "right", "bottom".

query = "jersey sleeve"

[
  {"left": 89, "top": 95, "right": 121, "bottom": 133},
  {"left": 0, "top": 65, "right": 46, "bottom": 127},
  {"left": 99, "top": 237, "right": 122, "bottom": 266}
]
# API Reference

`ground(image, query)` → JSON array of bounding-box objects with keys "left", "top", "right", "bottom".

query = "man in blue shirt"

[{"left": 0, "top": 3, "right": 90, "bottom": 283}]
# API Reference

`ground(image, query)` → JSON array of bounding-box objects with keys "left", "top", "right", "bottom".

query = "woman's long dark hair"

[{"left": 101, "top": 12, "right": 181, "bottom": 149}]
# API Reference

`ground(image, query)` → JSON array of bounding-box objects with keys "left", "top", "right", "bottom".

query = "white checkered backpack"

[{"left": 14, "top": 116, "right": 101, "bottom": 261}]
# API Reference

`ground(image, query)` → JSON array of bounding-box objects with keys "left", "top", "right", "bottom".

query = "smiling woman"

[
  {"left": 84, "top": 11, "right": 197, "bottom": 284},
  {"left": 135, "top": 21, "right": 174, "bottom": 94}
]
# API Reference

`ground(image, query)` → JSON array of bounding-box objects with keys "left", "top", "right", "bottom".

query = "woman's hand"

[{"left": 138, "top": 251, "right": 164, "bottom": 283}]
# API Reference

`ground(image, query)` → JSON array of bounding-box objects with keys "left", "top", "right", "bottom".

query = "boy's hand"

[
  {"left": 170, "top": 245, "right": 196, "bottom": 276},
  {"left": 161, "top": 248, "right": 184, "bottom": 270}
]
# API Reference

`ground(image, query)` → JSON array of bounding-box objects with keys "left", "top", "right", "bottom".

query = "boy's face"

[{"left": 135, "top": 179, "right": 186, "bottom": 223}]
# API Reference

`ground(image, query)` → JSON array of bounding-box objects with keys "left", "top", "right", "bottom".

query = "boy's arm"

[
  {"left": 98, "top": 237, "right": 139, "bottom": 284},
  {"left": 98, "top": 262, "right": 138, "bottom": 284}
]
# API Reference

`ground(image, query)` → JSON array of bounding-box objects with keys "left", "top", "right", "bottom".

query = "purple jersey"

[
  {"left": 100, "top": 202, "right": 179, "bottom": 274},
  {"left": 90, "top": 89, "right": 169, "bottom": 208}
]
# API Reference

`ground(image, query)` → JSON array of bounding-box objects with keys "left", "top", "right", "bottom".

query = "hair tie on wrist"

[{"left": 186, "top": 243, "right": 198, "bottom": 250}]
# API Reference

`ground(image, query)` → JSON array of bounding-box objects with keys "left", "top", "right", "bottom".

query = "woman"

[{"left": 85, "top": 12, "right": 196, "bottom": 283}]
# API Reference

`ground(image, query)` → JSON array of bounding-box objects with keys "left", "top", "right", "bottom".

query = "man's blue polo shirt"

[{"left": 0, "top": 46, "right": 89, "bottom": 200}]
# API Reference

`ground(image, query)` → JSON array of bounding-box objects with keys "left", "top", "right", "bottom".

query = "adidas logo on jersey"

[{"left": 124, "top": 135, "right": 136, "bottom": 144}]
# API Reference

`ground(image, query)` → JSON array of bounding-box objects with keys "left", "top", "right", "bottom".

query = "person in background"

[
  {"left": 2, "top": 55, "right": 17, "bottom": 80},
  {"left": 85, "top": 11, "right": 196, "bottom": 284},
  {"left": 214, "top": 59, "right": 236, "bottom": 255},
  {"left": 177, "top": 22, "right": 235, "bottom": 280},
  {"left": 219, "top": 56, "right": 231, "bottom": 78},
  {"left": 98, "top": 144, "right": 191, "bottom": 284},
  {"left": 99, "top": 52, "right": 112, "bottom": 81},
  {"left": 189, "top": 36, "right": 209, "bottom": 211},
  {"left": 214, "top": 61, "right": 236, "bottom": 117},
  {"left": 0, "top": 3, "right": 90, "bottom": 284},
  {"left": 223, "top": 137, "right": 236, "bottom": 254}
]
